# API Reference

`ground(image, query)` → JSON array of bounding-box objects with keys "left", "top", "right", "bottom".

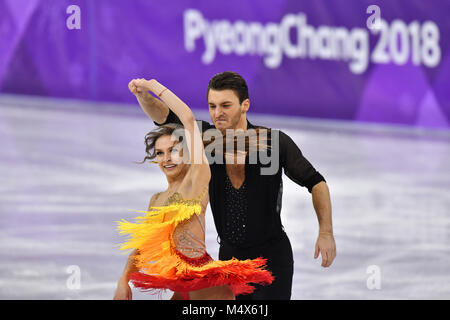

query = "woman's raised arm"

[{"left": 143, "top": 79, "right": 210, "bottom": 184}]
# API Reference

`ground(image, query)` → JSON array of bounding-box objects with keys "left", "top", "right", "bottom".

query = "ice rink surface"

[{"left": 1, "top": 95, "right": 449, "bottom": 300}]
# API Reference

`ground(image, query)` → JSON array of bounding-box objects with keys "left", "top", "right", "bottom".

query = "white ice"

[{"left": 0, "top": 95, "right": 449, "bottom": 300}]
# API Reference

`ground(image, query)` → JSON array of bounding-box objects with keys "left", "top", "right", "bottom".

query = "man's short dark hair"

[{"left": 207, "top": 71, "right": 249, "bottom": 104}]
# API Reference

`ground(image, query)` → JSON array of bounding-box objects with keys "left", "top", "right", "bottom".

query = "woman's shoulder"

[{"left": 149, "top": 191, "right": 164, "bottom": 207}]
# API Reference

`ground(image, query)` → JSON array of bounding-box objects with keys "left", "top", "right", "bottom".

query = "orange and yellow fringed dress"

[{"left": 117, "top": 186, "right": 273, "bottom": 299}]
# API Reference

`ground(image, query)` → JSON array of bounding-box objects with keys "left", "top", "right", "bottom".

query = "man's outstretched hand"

[{"left": 314, "top": 233, "right": 336, "bottom": 267}]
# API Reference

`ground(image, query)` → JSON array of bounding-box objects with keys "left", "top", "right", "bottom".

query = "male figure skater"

[{"left": 128, "top": 72, "right": 336, "bottom": 299}]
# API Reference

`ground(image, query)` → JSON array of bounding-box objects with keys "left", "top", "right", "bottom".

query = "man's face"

[{"left": 207, "top": 89, "right": 249, "bottom": 131}]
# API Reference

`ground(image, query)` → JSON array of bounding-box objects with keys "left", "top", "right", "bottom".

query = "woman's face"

[{"left": 154, "top": 135, "right": 187, "bottom": 178}]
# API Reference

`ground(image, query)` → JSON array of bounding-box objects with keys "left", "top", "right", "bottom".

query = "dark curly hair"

[{"left": 137, "top": 124, "right": 272, "bottom": 165}]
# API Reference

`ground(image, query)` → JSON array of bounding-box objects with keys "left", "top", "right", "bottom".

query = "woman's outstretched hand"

[
  {"left": 128, "top": 78, "right": 153, "bottom": 99},
  {"left": 128, "top": 78, "right": 163, "bottom": 98}
]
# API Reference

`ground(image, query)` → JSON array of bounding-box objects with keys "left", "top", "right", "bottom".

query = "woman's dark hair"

[
  {"left": 136, "top": 123, "right": 185, "bottom": 164},
  {"left": 206, "top": 127, "right": 271, "bottom": 156},
  {"left": 137, "top": 123, "right": 271, "bottom": 165},
  {"left": 206, "top": 71, "right": 249, "bottom": 104}
]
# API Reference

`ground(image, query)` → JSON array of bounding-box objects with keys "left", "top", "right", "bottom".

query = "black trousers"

[{"left": 218, "top": 231, "right": 294, "bottom": 300}]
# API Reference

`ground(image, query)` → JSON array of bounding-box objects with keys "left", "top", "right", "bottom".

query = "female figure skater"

[{"left": 113, "top": 79, "right": 273, "bottom": 300}]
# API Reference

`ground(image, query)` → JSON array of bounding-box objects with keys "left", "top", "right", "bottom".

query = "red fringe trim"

[{"left": 129, "top": 255, "right": 274, "bottom": 298}]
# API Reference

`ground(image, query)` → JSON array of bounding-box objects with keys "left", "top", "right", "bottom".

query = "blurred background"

[{"left": 0, "top": 0, "right": 449, "bottom": 299}]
